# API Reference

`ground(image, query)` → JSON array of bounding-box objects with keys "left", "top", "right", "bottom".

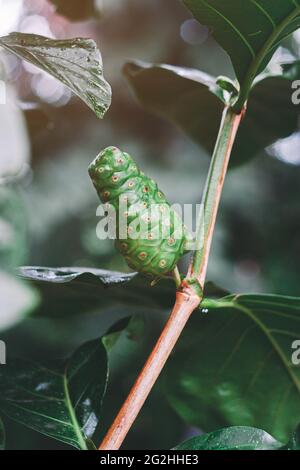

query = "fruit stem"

[{"left": 172, "top": 266, "right": 181, "bottom": 288}]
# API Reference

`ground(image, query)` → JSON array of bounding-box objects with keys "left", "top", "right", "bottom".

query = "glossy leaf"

[
  {"left": 164, "top": 293, "right": 300, "bottom": 442},
  {"left": 0, "top": 337, "right": 108, "bottom": 449},
  {"left": 19, "top": 266, "right": 175, "bottom": 317},
  {"left": 51, "top": 0, "right": 101, "bottom": 21},
  {"left": 184, "top": 0, "right": 300, "bottom": 108},
  {"left": 174, "top": 426, "right": 283, "bottom": 450},
  {"left": 175, "top": 423, "right": 300, "bottom": 451},
  {"left": 19, "top": 266, "right": 137, "bottom": 285},
  {"left": 0, "top": 33, "right": 111, "bottom": 118},
  {"left": 19, "top": 266, "right": 227, "bottom": 321},
  {"left": 124, "top": 61, "right": 300, "bottom": 166},
  {"left": 0, "top": 418, "right": 5, "bottom": 450}
]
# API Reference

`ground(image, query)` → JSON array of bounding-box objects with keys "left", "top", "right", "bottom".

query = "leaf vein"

[
  {"left": 0, "top": 401, "right": 73, "bottom": 427},
  {"left": 197, "top": 0, "right": 255, "bottom": 58},
  {"left": 249, "top": 0, "right": 276, "bottom": 29},
  {"left": 233, "top": 303, "right": 300, "bottom": 393},
  {"left": 217, "top": 325, "right": 256, "bottom": 375}
]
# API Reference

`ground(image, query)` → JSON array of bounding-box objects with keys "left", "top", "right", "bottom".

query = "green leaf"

[
  {"left": 284, "top": 424, "right": 300, "bottom": 450},
  {"left": 19, "top": 266, "right": 230, "bottom": 320},
  {"left": 103, "top": 316, "right": 145, "bottom": 354},
  {"left": 184, "top": 0, "right": 300, "bottom": 109},
  {"left": 124, "top": 60, "right": 300, "bottom": 166},
  {"left": 174, "top": 426, "right": 283, "bottom": 450},
  {"left": 19, "top": 266, "right": 175, "bottom": 317},
  {"left": 0, "top": 33, "right": 111, "bottom": 118},
  {"left": 164, "top": 293, "right": 300, "bottom": 442},
  {"left": 175, "top": 424, "right": 300, "bottom": 450},
  {"left": 235, "top": 67, "right": 300, "bottom": 165},
  {"left": 20, "top": 266, "right": 137, "bottom": 285},
  {"left": 50, "top": 0, "right": 101, "bottom": 21},
  {"left": 0, "top": 337, "right": 108, "bottom": 449},
  {"left": 123, "top": 61, "right": 224, "bottom": 158},
  {"left": 0, "top": 418, "right": 5, "bottom": 450}
]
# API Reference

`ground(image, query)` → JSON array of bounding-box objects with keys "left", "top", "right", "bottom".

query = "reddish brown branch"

[{"left": 99, "top": 288, "right": 200, "bottom": 450}]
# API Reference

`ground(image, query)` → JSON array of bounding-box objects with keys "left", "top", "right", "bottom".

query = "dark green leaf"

[
  {"left": 103, "top": 316, "right": 145, "bottom": 354},
  {"left": 174, "top": 426, "right": 283, "bottom": 450},
  {"left": 51, "top": 0, "right": 101, "bottom": 21},
  {"left": 204, "top": 281, "right": 230, "bottom": 298},
  {"left": 85, "top": 439, "right": 97, "bottom": 450},
  {"left": 164, "top": 293, "right": 300, "bottom": 442},
  {"left": 284, "top": 424, "right": 300, "bottom": 450},
  {"left": 235, "top": 68, "right": 300, "bottom": 165},
  {"left": 0, "top": 33, "right": 111, "bottom": 118},
  {"left": 0, "top": 337, "right": 108, "bottom": 449},
  {"left": 184, "top": 0, "right": 300, "bottom": 109},
  {"left": 124, "top": 60, "right": 300, "bottom": 166},
  {"left": 0, "top": 418, "right": 5, "bottom": 450},
  {"left": 123, "top": 61, "right": 224, "bottom": 159},
  {"left": 19, "top": 266, "right": 175, "bottom": 317}
]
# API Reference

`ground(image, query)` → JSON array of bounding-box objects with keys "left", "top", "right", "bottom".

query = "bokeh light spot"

[{"left": 180, "top": 19, "right": 209, "bottom": 46}]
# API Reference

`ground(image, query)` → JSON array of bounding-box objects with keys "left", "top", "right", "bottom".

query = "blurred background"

[{"left": 0, "top": 0, "right": 300, "bottom": 450}]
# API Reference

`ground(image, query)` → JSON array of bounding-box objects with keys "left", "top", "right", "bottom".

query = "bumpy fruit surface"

[{"left": 89, "top": 146, "right": 190, "bottom": 277}]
